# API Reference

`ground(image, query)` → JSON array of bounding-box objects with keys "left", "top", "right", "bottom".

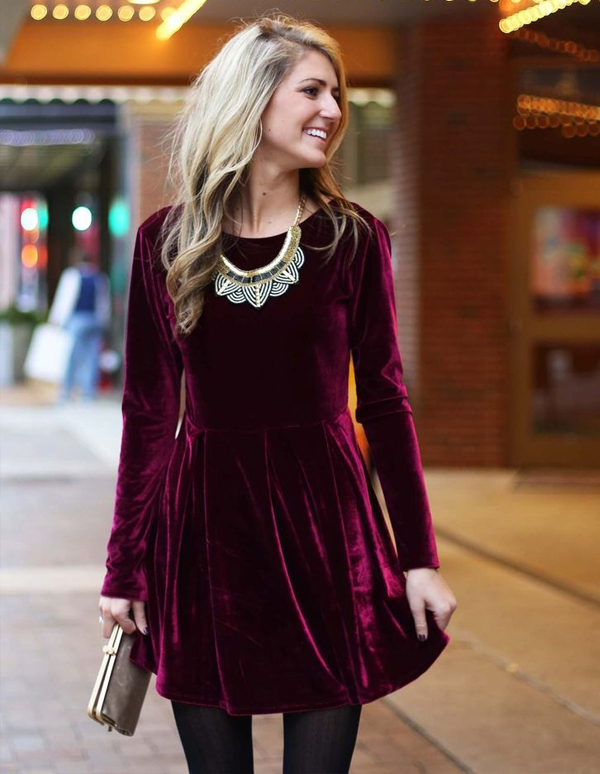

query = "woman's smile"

[{"left": 304, "top": 131, "right": 327, "bottom": 144}]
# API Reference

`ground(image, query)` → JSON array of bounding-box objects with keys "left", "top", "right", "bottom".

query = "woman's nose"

[{"left": 321, "top": 101, "right": 341, "bottom": 123}]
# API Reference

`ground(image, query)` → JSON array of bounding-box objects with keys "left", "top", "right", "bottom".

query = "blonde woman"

[{"left": 98, "top": 13, "right": 456, "bottom": 773}]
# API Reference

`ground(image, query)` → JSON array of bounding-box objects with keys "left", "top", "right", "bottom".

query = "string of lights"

[
  {"left": 514, "top": 93, "right": 600, "bottom": 137},
  {"left": 30, "top": 3, "right": 173, "bottom": 22},
  {"left": 499, "top": 0, "right": 592, "bottom": 33},
  {"left": 28, "top": 1, "right": 598, "bottom": 40},
  {"left": 510, "top": 27, "right": 599, "bottom": 62},
  {"left": 29, "top": 0, "right": 544, "bottom": 19},
  {"left": 26, "top": 0, "right": 509, "bottom": 27},
  {"left": 518, "top": 93, "right": 600, "bottom": 123}
]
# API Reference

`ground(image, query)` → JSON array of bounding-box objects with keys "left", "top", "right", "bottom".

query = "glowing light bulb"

[
  {"left": 139, "top": 6, "right": 156, "bottom": 20},
  {"left": 53, "top": 4, "right": 69, "bottom": 19},
  {"left": 118, "top": 6, "right": 135, "bottom": 21},
  {"left": 72, "top": 206, "right": 93, "bottom": 231},
  {"left": 96, "top": 5, "right": 113, "bottom": 21},
  {"left": 74, "top": 5, "right": 92, "bottom": 20},
  {"left": 21, "top": 208, "right": 39, "bottom": 231},
  {"left": 31, "top": 4, "right": 48, "bottom": 20}
]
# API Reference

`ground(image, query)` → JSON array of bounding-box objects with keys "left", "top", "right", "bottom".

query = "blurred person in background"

[{"left": 49, "top": 246, "right": 111, "bottom": 402}]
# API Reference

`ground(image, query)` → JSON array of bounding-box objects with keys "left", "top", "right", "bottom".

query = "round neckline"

[{"left": 221, "top": 207, "right": 323, "bottom": 242}]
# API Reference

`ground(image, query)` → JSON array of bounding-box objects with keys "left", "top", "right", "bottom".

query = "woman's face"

[{"left": 258, "top": 49, "right": 342, "bottom": 171}]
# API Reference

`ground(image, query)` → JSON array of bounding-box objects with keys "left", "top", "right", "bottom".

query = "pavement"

[{"left": 1, "top": 381, "right": 599, "bottom": 774}]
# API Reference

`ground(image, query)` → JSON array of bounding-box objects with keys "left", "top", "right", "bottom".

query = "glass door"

[{"left": 510, "top": 171, "right": 600, "bottom": 467}]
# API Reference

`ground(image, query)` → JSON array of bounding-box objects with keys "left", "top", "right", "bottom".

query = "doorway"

[{"left": 509, "top": 171, "right": 600, "bottom": 468}]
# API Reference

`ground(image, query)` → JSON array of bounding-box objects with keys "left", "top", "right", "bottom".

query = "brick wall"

[
  {"left": 392, "top": 16, "right": 513, "bottom": 466},
  {"left": 391, "top": 24, "right": 422, "bottom": 403},
  {"left": 121, "top": 103, "right": 181, "bottom": 228}
]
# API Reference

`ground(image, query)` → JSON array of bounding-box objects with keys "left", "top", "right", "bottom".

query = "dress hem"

[{"left": 130, "top": 633, "right": 450, "bottom": 717}]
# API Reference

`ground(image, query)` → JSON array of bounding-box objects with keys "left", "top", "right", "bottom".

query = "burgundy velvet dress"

[{"left": 100, "top": 201, "right": 450, "bottom": 716}]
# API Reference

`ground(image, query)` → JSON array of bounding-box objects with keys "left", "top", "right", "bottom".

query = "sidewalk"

[{"left": 1, "top": 382, "right": 599, "bottom": 773}]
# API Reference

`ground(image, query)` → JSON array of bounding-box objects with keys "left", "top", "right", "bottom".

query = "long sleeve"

[
  {"left": 100, "top": 225, "right": 183, "bottom": 600},
  {"left": 349, "top": 216, "right": 440, "bottom": 572}
]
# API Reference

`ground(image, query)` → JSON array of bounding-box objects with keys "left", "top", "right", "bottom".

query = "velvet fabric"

[{"left": 100, "top": 202, "right": 450, "bottom": 716}]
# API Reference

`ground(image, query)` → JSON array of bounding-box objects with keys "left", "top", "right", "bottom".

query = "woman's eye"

[{"left": 304, "top": 87, "right": 341, "bottom": 103}]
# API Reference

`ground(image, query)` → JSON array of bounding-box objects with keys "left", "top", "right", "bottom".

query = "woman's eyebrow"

[{"left": 298, "top": 78, "right": 340, "bottom": 92}]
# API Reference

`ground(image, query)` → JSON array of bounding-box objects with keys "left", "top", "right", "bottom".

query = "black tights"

[{"left": 171, "top": 701, "right": 362, "bottom": 774}]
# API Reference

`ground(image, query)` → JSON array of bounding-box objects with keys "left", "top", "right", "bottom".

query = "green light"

[
  {"left": 38, "top": 200, "right": 49, "bottom": 230},
  {"left": 108, "top": 198, "right": 130, "bottom": 238}
]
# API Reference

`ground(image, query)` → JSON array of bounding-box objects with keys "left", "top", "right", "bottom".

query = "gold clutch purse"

[{"left": 87, "top": 622, "right": 151, "bottom": 736}]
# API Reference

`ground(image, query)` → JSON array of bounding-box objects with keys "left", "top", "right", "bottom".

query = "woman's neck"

[{"left": 222, "top": 192, "right": 320, "bottom": 239}]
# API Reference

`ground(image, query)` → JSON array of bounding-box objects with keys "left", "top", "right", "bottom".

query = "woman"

[{"left": 98, "top": 13, "right": 457, "bottom": 773}]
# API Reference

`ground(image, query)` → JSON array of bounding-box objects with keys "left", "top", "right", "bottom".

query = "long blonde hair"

[{"left": 159, "top": 11, "right": 370, "bottom": 337}]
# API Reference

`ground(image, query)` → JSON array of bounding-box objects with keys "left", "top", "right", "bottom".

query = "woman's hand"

[
  {"left": 405, "top": 568, "right": 457, "bottom": 641},
  {"left": 98, "top": 595, "right": 148, "bottom": 639}
]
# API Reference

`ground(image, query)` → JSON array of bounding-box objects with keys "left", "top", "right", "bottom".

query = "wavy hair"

[{"left": 158, "top": 11, "right": 370, "bottom": 337}]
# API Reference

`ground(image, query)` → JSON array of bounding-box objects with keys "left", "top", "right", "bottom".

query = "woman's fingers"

[
  {"left": 427, "top": 600, "right": 452, "bottom": 632},
  {"left": 405, "top": 568, "right": 458, "bottom": 640},
  {"left": 429, "top": 573, "right": 458, "bottom": 631},
  {"left": 114, "top": 604, "right": 137, "bottom": 635},
  {"left": 407, "top": 596, "right": 429, "bottom": 641},
  {"left": 99, "top": 596, "right": 137, "bottom": 637},
  {"left": 132, "top": 599, "right": 149, "bottom": 635},
  {"left": 100, "top": 604, "right": 116, "bottom": 640}
]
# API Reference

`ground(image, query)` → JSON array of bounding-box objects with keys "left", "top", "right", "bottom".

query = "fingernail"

[
  {"left": 418, "top": 634, "right": 426, "bottom": 642},
  {"left": 143, "top": 626, "right": 149, "bottom": 635}
]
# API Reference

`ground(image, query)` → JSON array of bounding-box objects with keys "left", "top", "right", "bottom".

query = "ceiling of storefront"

[
  {"left": 1, "top": 0, "right": 598, "bottom": 189},
  {"left": 2, "top": 0, "right": 598, "bottom": 66}
]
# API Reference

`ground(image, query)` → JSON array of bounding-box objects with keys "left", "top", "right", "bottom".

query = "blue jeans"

[{"left": 59, "top": 311, "right": 104, "bottom": 399}]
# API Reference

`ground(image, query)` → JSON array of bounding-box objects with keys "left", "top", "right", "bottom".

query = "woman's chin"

[{"left": 295, "top": 152, "right": 327, "bottom": 170}]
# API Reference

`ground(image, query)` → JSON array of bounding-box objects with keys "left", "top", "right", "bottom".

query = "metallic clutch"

[{"left": 87, "top": 622, "right": 151, "bottom": 736}]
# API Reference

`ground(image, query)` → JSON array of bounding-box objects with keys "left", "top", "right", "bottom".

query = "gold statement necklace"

[{"left": 213, "top": 194, "right": 308, "bottom": 309}]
